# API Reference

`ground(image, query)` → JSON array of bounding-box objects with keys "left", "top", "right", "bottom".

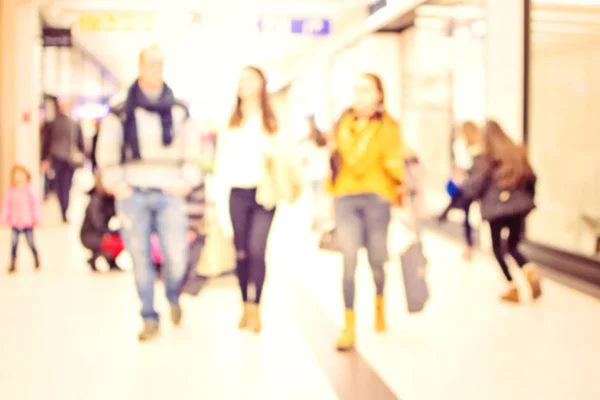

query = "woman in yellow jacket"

[{"left": 329, "top": 73, "right": 406, "bottom": 351}]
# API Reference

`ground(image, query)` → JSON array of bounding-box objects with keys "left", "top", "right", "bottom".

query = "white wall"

[
  {"left": 329, "top": 33, "right": 403, "bottom": 123},
  {"left": 485, "top": 0, "right": 524, "bottom": 142}
]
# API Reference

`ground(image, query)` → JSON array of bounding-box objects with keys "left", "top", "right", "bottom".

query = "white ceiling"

[{"left": 42, "top": 0, "right": 365, "bottom": 104}]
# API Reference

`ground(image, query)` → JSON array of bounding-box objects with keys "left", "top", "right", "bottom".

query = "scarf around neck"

[{"left": 121, "top": 80, "right": 176, "bottom": 163}]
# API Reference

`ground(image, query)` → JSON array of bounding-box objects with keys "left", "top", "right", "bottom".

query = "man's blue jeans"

[{"left": 116, "top": 188, "right": 188, "bottom": 321}]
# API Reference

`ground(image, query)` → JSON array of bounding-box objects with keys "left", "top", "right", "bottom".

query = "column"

[
  {"left": 0, "top": 0, "right": 42, "bottom": 197},
  {"left": 0, "top": 0, "right": 19, "bottom": 197},
  {"left": 485, "top": 0, "right": 526, "bottom": 143}
]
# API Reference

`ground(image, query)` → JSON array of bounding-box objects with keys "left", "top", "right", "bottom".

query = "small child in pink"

[{"left": 0, "top": 165, "right": 43, "bottom": 273}]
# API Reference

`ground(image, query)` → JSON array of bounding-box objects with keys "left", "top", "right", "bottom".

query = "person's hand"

[
  {"left": 110, "top": 182, "right": 133, "bottom": 200},
  {"left": 452, "top": 168, "right": 467, "bottom": 184},
  {"left": 40, "top": 161, "right": 50, "bottom": 173},
  {"left": 187, "top": 230, "right": 197, "bottom": 243}
]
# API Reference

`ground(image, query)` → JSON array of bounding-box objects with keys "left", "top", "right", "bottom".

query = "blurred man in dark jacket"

[{"left": 41, "top": 99, "right": 85, "bottom": 223}]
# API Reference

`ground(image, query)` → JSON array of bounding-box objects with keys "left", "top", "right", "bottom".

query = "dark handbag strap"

[{"left": 405, "top": 164, "right": 423, "bottom": 245}]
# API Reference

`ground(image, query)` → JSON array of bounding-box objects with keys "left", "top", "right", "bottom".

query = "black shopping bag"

[{"left": 400, "top": 240, "right": 429, "bottom": 313}]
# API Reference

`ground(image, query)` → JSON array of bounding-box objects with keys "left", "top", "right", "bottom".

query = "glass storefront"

[
  {"left": 528, "top": 1, "right": 600, "bottom": 258},
  {"left": 400, "top": 2, "right": 486, "bottom": 214}
]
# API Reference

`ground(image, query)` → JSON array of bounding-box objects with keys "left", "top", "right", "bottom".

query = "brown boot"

[
  {"left": 246, "top": 303, "right": 262, "bottom": 334},
  {"left": 524, "top": 263, "right": 542, "bottom": 300},
  {"left": 33, "top": 254, "right": 40, "bottom": 270},
  {"left": 238, "top": 303, "right": 250, "bottom": 330},
  {"left": 374, "top": 295, "right": 386, "bottom": 333},
  {"left": 336, "top": 309, "right": 356, "bottom": 352},
  {"left": 500, "top": 286, "right": 520, "bottom": 303}
]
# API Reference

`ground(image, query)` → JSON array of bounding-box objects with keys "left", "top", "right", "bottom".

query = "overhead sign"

[
  {"left": 42, "top": 27, "right": 72, "bottom": 47},
  {"left": 258, "top": 16, "right": 331, "bottom": 36},
  {"left": 79, "top": 12, "right": 154, "bottom": 32},
  {"left": 368, "top": 0, "right": 387, "bottom": 15}
]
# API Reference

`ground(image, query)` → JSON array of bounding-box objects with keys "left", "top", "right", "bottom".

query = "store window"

[
  {"left": 402, "top": 2, "right": 486, "bottom": 212},
  {"left": 528, "top": 2, "right": 600, "bottom": 258}
]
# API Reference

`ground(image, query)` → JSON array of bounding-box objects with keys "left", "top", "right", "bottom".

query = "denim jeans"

[
  {"left": 229, "top": 188, "right": 275, "bottom": 304},
  {"left": 334, "top": 193, "right": 391, "bottom": 309},
  {"left": 116, "top": 188, "right": 188, "bottom": 321},
  {"left": 11, "top": 228, "right": 38, "bottom": 259}
]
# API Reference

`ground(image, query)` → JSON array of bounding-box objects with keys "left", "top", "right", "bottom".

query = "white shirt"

[
  {"left": 213, "top": 117, "right": 275, "bottom": 236},
  {"left": 298, "top": 140, "right": 330, "bottom": 182}
]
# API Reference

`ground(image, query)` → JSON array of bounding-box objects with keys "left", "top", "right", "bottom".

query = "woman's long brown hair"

[
  {"left": 483, "top": 120, "right": 533, "bottom": 190},
  {"left": 362, "top": 73, "right": 385, "bottom": 110},
  {"left": 307, "top": 116, "right": 327, "bottom": 147},
  {"left": 460, "top": 121, "right": 480, "bottom": 148},
  {"left": 228, "top": 66, "right": 278, "bottom": 135}
]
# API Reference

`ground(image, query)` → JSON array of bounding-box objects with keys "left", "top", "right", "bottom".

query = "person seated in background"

[
  {"left": 438, "top": 121, "right": 480, "bottom": 261},
  {"left": 80, "top": 173, "right": 123, "bottom": 272}
]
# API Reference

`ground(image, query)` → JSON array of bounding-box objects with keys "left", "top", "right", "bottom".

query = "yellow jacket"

[{"left": 328, "top": 110, "right": 405, "bottom": 201}]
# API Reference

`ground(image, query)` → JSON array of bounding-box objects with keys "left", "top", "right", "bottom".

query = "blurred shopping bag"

[
  {"left": 150, "top": 235, "right": 163, "bottom": 265},
  {"left": 318, "top": 228, "right": 339, "bottom": 252},
  {"left": 400, "top": 240, "right": 429, "bottom": 313},
  {"left": 196, "top": 212, "right": 236, "bottom": 278},
  {"left": 100, "top": 234, "right": 124, "bottom": 259},
  {"left": 400, "top": 190, "right": 430, "bottom": 314},
  {"left": 181, "top": 234, "right": 208, "bottom": 296}
]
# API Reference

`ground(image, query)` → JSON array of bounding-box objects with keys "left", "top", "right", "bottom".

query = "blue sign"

[
  {"left": 290, "top": 18, "right": 331, "bottom": 36},
  {"left": 258, "top": 16, "right": 331, "bottom": 36}
]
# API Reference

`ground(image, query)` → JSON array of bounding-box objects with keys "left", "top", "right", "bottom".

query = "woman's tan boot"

[
  {"left": 500, "top": 285, "right": 520, "bottom": 303},
  {"left": 336, "top": 309, "right": 356, "bottom": 352},
  {"left": 247, "top": 303, "right": 262, "bottom": 334},
  {"left": 238, "top": 303, "right": 250, "bottom": 330},
  {"left": 524, "top": 263, "right": 543, "bottom": 300},
  {"left": 374, "top": 295, "right": 386, "bottom": 333}
]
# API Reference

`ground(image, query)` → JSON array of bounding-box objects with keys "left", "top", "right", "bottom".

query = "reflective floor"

[{"left": 1, "top": 175, "right": 599, "bottom": 400}]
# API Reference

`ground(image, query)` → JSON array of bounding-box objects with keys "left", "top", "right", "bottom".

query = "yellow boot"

[
  {"left": 335, "top": 309, "right": 356, "bottom": 352},
  {"left": 238, "top": 303, "right": 250, "bottom": 330},
  {"left": 375, "top": 295, "right": 386, "bottom": 333},
  {"left": 247, "top": 303, "right": 262, "bottom": 334}
]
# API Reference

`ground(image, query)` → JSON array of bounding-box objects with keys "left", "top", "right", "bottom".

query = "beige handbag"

[
  {"left": 256, "top": 158, "right": 279, "bottom": 210},
  {"left": 256, "top": 153, "right": 303, "bottom": 209},
  {"left": 196, "top": 208, "right": 236, "bottom": 277}
]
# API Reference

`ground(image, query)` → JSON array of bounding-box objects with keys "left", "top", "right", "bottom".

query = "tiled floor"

[{"left": 1, "top": 178, "right": 599, "bottom": 400}]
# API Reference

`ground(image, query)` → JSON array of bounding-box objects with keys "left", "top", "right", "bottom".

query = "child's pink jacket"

[{"left": 0, "top": 184, "right": 43, "bottom": 228}]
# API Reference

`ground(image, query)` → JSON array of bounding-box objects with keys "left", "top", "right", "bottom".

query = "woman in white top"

[{"left": 214, "top": 66, "right": 279, "bottom": 334}]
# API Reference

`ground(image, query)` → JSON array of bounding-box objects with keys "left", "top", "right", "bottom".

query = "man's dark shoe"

[
  {"left": 7, "top": 259, "right": 16, "bottom": 274},
  {"left": 170, "top": 304, "right": 182, "bottom": 327},
  {"left": 138, "top": 320, "right": 160, "bottom": 342},
  {"left": 87, "top": 258, "right": 99, "bottom": 272}
]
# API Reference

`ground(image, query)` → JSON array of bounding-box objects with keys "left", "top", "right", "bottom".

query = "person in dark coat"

[
  {"left": 80, "top": 174, "right": 121, "bottom": 272},
  {"left": 41, "top": 99, "right": 85, "bottom": 223},
  {"left": 446, "top": 119, "right": 541, "bottom": 303}
]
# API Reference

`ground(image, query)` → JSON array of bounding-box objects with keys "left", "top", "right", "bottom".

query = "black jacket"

[
  {"left": 453, "top": 155, "right": 536, "bottom": 222},
  {"left": 80, "top": 189, "right": 116, "bottom": 239},
  {"left": 41, "top": 113, "right": 85, "bottom": 162}
]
